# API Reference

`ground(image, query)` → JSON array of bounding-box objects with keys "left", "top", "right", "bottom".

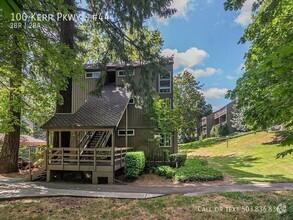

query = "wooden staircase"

[{"left": 30, "top": 131, "right": 112, "bottom": 181}]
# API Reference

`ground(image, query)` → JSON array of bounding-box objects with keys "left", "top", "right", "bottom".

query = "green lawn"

[
  {"left": 0, "top": 191, "right": 292, "bottom": 219},
  {"left": 179, "top": 132, "right": 293, "bottom": 184}
]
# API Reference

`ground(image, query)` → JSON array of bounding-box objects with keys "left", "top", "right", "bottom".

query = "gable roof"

[{"left": 42, "top": 86, "right": 131, "bottom": 129}]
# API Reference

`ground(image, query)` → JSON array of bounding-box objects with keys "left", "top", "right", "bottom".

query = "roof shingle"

[{"left": 42, "top": 86, "right": 131, "bottom": 129}]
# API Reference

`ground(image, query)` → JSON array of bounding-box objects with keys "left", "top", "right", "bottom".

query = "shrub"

[
  {"left": 219, "top": 124, "right": 229, "bottom": 136},
  {"left": 174, "top": 159, "right": 223, "bottom": 182},
  {"left": 210, "top": 124, "right": 220, "bottom": 137},
  {"left": 155, "top": 166, "right": 175, "bottom": 178},
  {"left": 210, "top": 124, "right": 230, "bottom": 137},
  {"left": 169, "top": 153, "right": 187, "bottom": 168},
  {"left": 125, "top": 151, "right": 145, "bottom": 179},
  {"left": 162, "top": 150, "right": 170, "bottom": 163}
]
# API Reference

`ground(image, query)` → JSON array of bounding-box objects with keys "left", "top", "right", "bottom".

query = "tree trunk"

[
  {"left": 53, "top": 0, "right": 75, "bottom": 148},
  {"left": 0, "top": 37, "right": 22, "bottom": 173}
]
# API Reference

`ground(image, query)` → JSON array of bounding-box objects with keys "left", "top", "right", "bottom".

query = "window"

[
  {"left": 118, "top": 129, "right": 135, "bottom": 136},
  {"left": 117, "top": 70, "right": 134, "bottom": 77},
  {"left": 129, "top": 97, "right": 135, "bottom": 104},
  {"left": 85, "top": 71, "right": 101, "bottom": 78},
  {"left": 159, "top": 71, "right": 171, "bottom": 93},
  {"left": 117, "top": 70, "right": 126, "bottom": 77},
  {"left": 159, "top": 133, "right": 172, "bottom": 147}
]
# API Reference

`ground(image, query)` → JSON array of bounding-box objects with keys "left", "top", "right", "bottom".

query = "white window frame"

[
  {"left": 117, "top": 70, "right": 126, "bottom": 77},
  {"left": 85, "top": 71, "right": 101, "bottom": 79},
  {"left": 159, "top": 133, "right": 172, "bottom": 147},
  {"left": 118, "top": 129, "right": 135, "bottom": 136},
  {"left": 117, "top": 70, "right": 134, "bottom": 77},
  {"left": 159, "top": 71, "right": 171, "bottom": 94}
]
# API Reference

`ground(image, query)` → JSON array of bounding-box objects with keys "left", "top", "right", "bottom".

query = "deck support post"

[
  {"left": 46, "top": 170, "right": 51, "bottom": 182},
  {"left": 125, "top": 107, "right": 128, "bottom": 149}
]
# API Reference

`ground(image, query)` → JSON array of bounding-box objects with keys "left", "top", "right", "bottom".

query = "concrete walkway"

[{"left": 0, "top": 178, "right": 292, "bottom": 200}]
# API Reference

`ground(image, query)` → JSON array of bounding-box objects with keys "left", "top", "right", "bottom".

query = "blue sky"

[{"left": 148, "top": 0, "right": 255, "bottom": 110}]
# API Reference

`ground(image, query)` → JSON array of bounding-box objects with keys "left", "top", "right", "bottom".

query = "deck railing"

[{"left": 46, "top": 147, "right": 133, "bottom": 170}]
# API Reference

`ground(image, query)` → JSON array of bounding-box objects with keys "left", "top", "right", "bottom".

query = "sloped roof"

[
  {"left": 0, "top": 134, "right": 46, "bottom": 146},
  {"left": 42, "top": 86, "right": 131, "bottom": 129}
]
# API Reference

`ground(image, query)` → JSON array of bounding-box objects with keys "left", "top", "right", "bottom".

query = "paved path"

[{"left": 0, "top": 178, "right": 292, "bottom": 200}]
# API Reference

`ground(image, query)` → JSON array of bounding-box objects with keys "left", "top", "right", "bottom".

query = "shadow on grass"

[
  {"left": 192, "top": 155, "right": 293, "bottom": 184},
  {"left": 179, "top": 138, "right": 220, "bottom": 153}
]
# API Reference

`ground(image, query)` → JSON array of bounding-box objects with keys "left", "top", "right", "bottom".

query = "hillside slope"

[{"left": 179, "top": 132, "right": 293, "bottom": 184}]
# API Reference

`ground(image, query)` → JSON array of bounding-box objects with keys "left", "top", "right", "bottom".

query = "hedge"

[
  {"left": 125, "top": 151, "right": 145, "bottom": 179},
  {"left": 155, "top": 166, "right": 175, "bottom": 179},
  {"left": 174, "top": 159, "right": 223, "bottom": 182},
  {"left": 169, "top": 153, "right": 187, "bottom": 168}
]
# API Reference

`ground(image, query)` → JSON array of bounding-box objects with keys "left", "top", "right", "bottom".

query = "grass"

[
  {"left": 179, "top": 131, "right": 293, "bottom": 184},
  {"left": 0, "top": 191, "right": 292, "bottom": 219}
]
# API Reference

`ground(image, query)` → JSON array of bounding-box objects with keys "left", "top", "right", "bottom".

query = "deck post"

[
  {"left": 46, "top": 170, "right": 50, "bottom": 182},
  {"left": 58, "top": 131, "right": 61, "bottom": 148},
  {"left": 125, "top": 107, "right": 128, "bottom": 149},
  {"left": 78, "top": 147, "right": 80, "bottom": 170},
  {"left": 111, "top": 130, "right": 114, "bottom": 166},
  {"left": 94, "top": 148, "right": 96, "bottom": 171},
  {"left": 62, "top": 148, "right": 64, "bottom": 170}
]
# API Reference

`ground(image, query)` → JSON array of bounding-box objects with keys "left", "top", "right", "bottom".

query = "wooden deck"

[{"left": 43, "top": 147, "right": 132, "bottom": 184}]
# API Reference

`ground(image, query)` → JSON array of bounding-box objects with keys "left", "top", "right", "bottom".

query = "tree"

[
  {"left": 174, "top": 70, "right": 212, "bottom": 143},
  {"left": 231, "top": 106, "right": 249, "bottom": 132},
  {"left": 225, "top": 0, "right": 293, "bottom": 156},
  {"left": 0, "top": 1, "right": 84, "bottom": 173},
  {"left": 0, "top": 0, "right": 176, "bottom": 172}
]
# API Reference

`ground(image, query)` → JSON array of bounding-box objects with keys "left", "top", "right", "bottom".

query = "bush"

[
  {"left": 169, "top": 153, "right": 187, "bottom": 168},
  {"left": 210, "top": 124, "right": 230, "bottom": 137},
  {"left": 210, "top": 124, "right": 220, "bottom": 137},
  {"left": 162, "top": 150, "right": 170, "bottom": 163},
  {"left": 174, "top": 159, "right": 223, "bottom": 182},
  {"left": 125, "top": 151, "right": 145, "bottom": 179},
  {"left": 155, "top": 166, "right": 175, "bottom": 178}
]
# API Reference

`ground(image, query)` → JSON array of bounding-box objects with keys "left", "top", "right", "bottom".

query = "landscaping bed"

[{"left": 154, "top": 158, "right": 223, "bottom": 183}]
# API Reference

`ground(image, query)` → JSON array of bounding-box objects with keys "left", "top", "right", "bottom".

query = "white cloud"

[
  {"left": 156, "top": 0, "right": 196, "bottom": 24},
  {"left": 185, "top": 67, "right": 222, "bottom": 78},
  {"left": 226, "top": 75, "right": 236, "bottom": 80},
  {"left": 207, "top": 0, "right": 214, "bottom": 4},
  {"left": 234, "top": 0, "right": 255, "bottom": 26},
  {"left": 162, "top": 47, "right": 208, "bottom": 69},
  {"left": 236, "top": 63, "right": 245, "bottom": 74},
  {"left": 201, "top": 88, "right": 228, "bottom": 99}
]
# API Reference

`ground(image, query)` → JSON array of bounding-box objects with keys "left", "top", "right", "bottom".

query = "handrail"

[{"left": 46, "top": 147, "right": 131, "bottom": 169}]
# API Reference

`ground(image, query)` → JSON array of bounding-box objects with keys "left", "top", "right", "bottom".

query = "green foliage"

[
  {"left": 174, "top": 70, "right": 212, "bottom": 143},
  {"left": 146, "top": 94, "right": 178, "bottom": 134},
  {"left": 231, "top": 106, "right": 250, "bottom": 132},
  {"left": 169, "top": 153, "right": 187, "bottom": 168},
  {"left": 174, "top": 159, "right": 223, "bottom": 182},
  {"left": 125, "top": 151, "right": 146, "bottom": 179},
  {"left": 224, "top": 0, "right": 293, "bottom": 157},
  {"left": 225, "top": 0, "right": 293, "bottom": 130},
  {"left": 210, "top": 124, "right": 230, "bottom": 137},
  {"left": 162, "top": 150, "right": 170, "bottom": 162},
  {"left": 155, "top": 166, "right": 175, "bottom": 178}
]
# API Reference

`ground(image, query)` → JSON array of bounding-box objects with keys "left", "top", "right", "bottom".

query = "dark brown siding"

[
  {"left": 72, "top": 62, "right": 178, "bottom": 156},
  {"left": 114, "top": 127, "right": 177, "bottom": 159},
  {"left": 72, "top": 74, "right": 100, "bottom": 113}
]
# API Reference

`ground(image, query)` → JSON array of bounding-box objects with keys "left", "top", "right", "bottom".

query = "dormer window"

[
  {"left": 85, "top": 71, "right": 101, "bottom": 79},
  {"left": 159, "top": 71, "right": 171, "bottom": 93}
]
